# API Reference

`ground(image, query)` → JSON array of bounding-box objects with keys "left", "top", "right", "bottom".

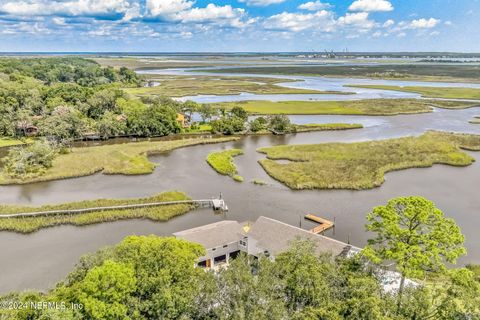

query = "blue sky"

[{"left": 0, "top": 0, "right": 478, "bottom": 52}]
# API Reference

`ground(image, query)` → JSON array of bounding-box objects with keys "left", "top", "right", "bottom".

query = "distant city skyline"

[{"left": 0, "top": 0, "right": 478, "bottom": 52}]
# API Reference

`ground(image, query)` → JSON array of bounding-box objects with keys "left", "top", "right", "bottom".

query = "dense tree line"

[
  {"left": 0, "top": 197, "right": 478, "bottom": 320},
  {"left": 0, "top": 57, "right": 189, "bottom": 142},
  {"left": 0, "top": 58, "right": 140, "bottom": 86}
]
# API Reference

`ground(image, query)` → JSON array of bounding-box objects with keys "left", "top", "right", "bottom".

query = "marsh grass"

[
  {"left": 123, "top": 75, "right": 333, "bottom": 97},
  {"left": 258, "top": 131, "right": 480, "bottom": 190},
  {"left": 0, "top": 191, "right": 192, "bottom": 233},
  {"left": 349, "top": 85, "right": 480, "bottom": 100},
  {"left": 252, "top": 179, "right": 267, "bottom": 185},
  {"left": 233, "top": 175, "right": 244, "bottom": 182},
  {"left": 470, "top": 116, "right": 480, "bottom": 124},
  {"left": 295, "top": 123, "right": 363, "bottom": 132},
  {"left": 0, "top": 137, "right": 238, "bottom": 185},
  {"left": 0, "top": 137, "right": 33, "bottom": 148},
  {"left": 214, "top": 99, "right": 476, "bottom": 115},
  {"left": 205, "top": 65, "right": 480, "bottom": 83},
  {"left": 206, "top": 149, "right": 244, "bottom": 181}
]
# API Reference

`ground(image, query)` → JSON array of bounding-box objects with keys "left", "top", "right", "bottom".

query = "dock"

[
  {"left": 305, "top": 214, "right": 334, "bottom": 234},
  {"left": 0, "top": 197, "right": 228, "bottom": 219}
]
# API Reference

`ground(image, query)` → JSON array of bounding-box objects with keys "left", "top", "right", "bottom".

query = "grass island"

[
  {"left": 258, "top": 131, "right": 480, "bottom": 190},
  {"left": 348, "top": 85, "right": 480, "bottom": 100},
  {"left": 214, "top": 99, "right": 477, "bottom": 115},
  {"left": 206, "top": 149, "right": 244, "bottom": 182},
  {"left": 0, "top": 191, "right": 192, "bottom": 233}
]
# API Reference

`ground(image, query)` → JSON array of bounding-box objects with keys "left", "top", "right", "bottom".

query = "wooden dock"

[
  {"left": 305, "top": 214, "right": 334, "bottom": 234},
  {"left": 0, "top": 198, "right": 228, "bottom": 219}
]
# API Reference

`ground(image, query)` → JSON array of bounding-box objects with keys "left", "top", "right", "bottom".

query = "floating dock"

[{"left": 305, "top": 214, "right": 334, "bottom": 234}]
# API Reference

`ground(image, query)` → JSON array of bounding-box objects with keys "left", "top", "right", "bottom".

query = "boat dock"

[
  {"left": 0, "top": 197, "right": 228, "bottom": 219},
  {"left": 305, "top": 214, "right": 334, "bottom": 234}
]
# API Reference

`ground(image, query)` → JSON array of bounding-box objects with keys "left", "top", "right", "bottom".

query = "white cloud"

[
  {"left": 338, "top": 12, "right": 375, "bottom": 30},
  {"left": 263, "top": 10, "right": 335, "bottom": 32},
  {"left": 176, "top": 4, "right": 248, "bottom": 27},
  {"left": 383, "top": 19, "right": 394, "bottom": 27},
  {"left": 408, "top": 18, "right": 440, "bottom": 29},
  {"left": 51, "top": 17, "right": 66, "bottom": 25},
  {"left": 349, "top": 0, "right": 393, "bottom": 12},
  {"left": 0, "top": 0, "right": 133, "bottom": 18},
  {"left": 145, "top": 1, "right": 250, "bottom": 28},
  {"left": 239, "top": 0, "right": 285, "bottom": 6},
  {"left": 444, "top": 20, "right": 452, "bottom": 26},
  {"left": 298, "top": 1, "right": 332, "bottom": 11},
  {"left": 146, "top": 0, "right": 193, "bottom": 17}
]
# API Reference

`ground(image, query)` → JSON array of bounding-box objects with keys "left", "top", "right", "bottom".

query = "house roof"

[
  {"left": 247, "top": 216, "right": 354, "bottom": 257},
  {"left": 173, "top": 216, "right": 358, "bottom": 257},
  {"left": 173, "top": 220, "right": 244, "bottom": 249}
]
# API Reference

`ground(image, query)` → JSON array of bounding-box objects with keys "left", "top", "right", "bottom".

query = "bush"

[
  {"left": 249, "top": 117, "right": 267, "bottom": 132},
  {"left": 2, "top": 139, "right": 58, "bottom": 178},
  {"left": 268, "top": 114, "right": 294, "bottom": 133},
  {"left": 210, "top": 116, "right": 245, "bottom": 135}
]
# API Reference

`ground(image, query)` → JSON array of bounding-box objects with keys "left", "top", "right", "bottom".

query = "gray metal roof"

[
  {"left": 173, "top": 220, "right": 244, "bottom": 249},
  {"left": 173, "top": 216, "right": 356, "bottom": 257},
  {"left": 247, "top": 216, "right": 352, "bottom": 257}
]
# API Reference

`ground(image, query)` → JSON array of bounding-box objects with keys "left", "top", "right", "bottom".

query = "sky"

[{"left": 0, "top": 0, "right": 479, "bottom": 52}]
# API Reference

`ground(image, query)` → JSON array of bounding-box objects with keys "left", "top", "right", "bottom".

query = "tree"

[
  {"left": 210, "top": 116, "right": 245, "bottom": 135},
  {"left": 215, "top": 254, "right": 287, "bottom": 319},
  {"left": 230, "top": 106, "right": 248, "bottom": 121},
  {"left": 363, "top": 196, "right": 467, "bottom": 311},
  {"left": 182, "top": 100, "right": 199, "bottom": 120},
  {"left": 274, "top": 240, "right": 336, "bottom": 315},
  {"left": 75, "top": 260, "right": 136, "bottom": 320},
  {"left": 112, "top": 236, "right": 206, "bottom": 319},
  {"left": 249, "top": 117, "right": 267, "bottom": 132},
  {"left": 198, "top": 104, "right": 217, "bottom": 123},
  {"left": 96, "top": 111, "right": 127, "bottom": 138},
  {"left": 39, "top": 105, "right": 87, "bottom": 141},
  {"left": 268, "top": 114, "right": 294, "bottom": 133},
  {"left": 86, "top": 88, "right": 121, "bottom": 119}
]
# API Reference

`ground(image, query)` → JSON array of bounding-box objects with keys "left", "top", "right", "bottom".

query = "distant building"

[
  {"left": 176, "top": 113, "right": 191, "bottom": 128},
  {"left": 174, "top": 216, "right": 359, "bottom": 270},
  {"left": 16, "top": 122, "right": 39, "bottom": 137}
]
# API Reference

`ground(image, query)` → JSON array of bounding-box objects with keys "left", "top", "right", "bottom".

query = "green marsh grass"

[
  {"left": 0, "top": 191, "right": 192, "bottom": 233},
  {"left": 258, "top": 131, "right": 480, "bottom": 190},
  {"left": 214, "top": 99, "right": 476, "bottom": 115},
  {"left": 0, "top": 137, "right": 238, "bottom": 185},
  {"left": 206, "top": 149, "right": 244, "bottom": 181}
]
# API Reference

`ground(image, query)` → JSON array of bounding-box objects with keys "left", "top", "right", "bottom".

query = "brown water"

[{"left": 1, "top": 107, "right": 480, "bottom": 294}]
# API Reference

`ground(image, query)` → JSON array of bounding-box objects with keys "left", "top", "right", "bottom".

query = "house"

[
  {"left": 176, "top": 113, "right": 191, "bottom": 128},
  {"left": 173, "top": 216, "right": 360, "bottom": 270},
  {"left": 16, "top": 122, "right": 39, "bottom": 137}
]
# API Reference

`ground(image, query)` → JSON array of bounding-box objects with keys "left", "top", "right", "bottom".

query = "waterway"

[
  {"left": 1, "top": 106, "right": 480, "bottom": 293},
  {"left": 1, "top": 67, "right": 480, "bottom": 294}
]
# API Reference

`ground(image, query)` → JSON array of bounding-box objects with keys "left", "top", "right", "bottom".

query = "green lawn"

[
  {"left": 349, "top": 85, "right": 480, "bottom": 100},
  {"left": 258, "top": 131, "right": 480, "bottom": 190},
  {"left": 0, "top": 137, "right": 238, "bottom": 185},
  {"left": 206, "top": 149, "right": 244, "bottom": 182},
  {"left": 0, "top": 191, "right": 192, "bottom": 233},
  {"left": 214, "top": 99, "right": 477, "bottom": 115}
]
